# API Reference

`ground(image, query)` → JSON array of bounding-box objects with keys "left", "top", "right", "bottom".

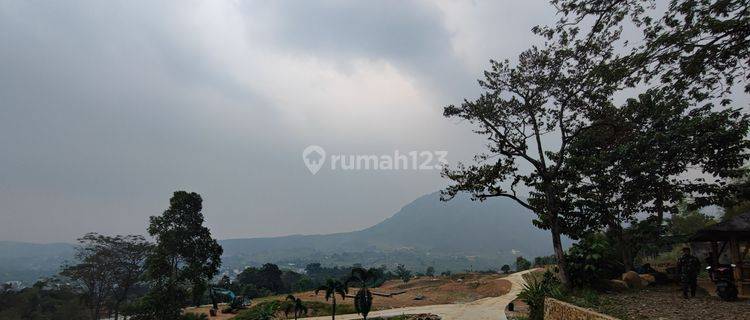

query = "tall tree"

[
  {"left": 61, "top": 233, "right": 118, "bottom": 320},
  {"left": 142, "top": 191, "right": 223, "bottom": 320},
  {"left": 315, "top": 279, "right": 347, "bottom": 320},
  {"left": 556, "top": 0, "right": 750, "bottom": 234},
  {"left": 441, "top": 16, "right": 624, "bottom": 285},
  {"left": 109, "top": 235, "right": 151, "bottom": 320},
  {"left": 566, "top": 88, "right": 748, "bottom": 268},
  {"left": 60, "top": 233, "right": 151, "bottom": 320}
]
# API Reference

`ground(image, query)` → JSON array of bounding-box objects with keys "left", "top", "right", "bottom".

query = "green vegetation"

[
  {"left": 425, "top": 266, "right": 435, "bottom": 277},
  {"left": 394, "top": 265, "right": 412, "bottom": 283},
  {"left": 235, "top": 299, "right": 357, "bottom": 320},
  {"left": 315, "top": 278, "right": 348, "bottom": 320},
  {"left": 501, "top": 265, "right": 511, "bottom": 274},
  {"left": 347, "top": 267, "right": 378, "bottom": 320},
  {"left": 515, "top": 257, "right": 531, "bottom": 272},
  {"left": 564, "top": 235, "right": 620, "bottom": 289},
  {"left": 284, "top": 295, "right": 308, "bottom": 320},
  {"left": 441, "top": 0, "right": 750, "bottom": 288},
  {"left": 59, "top": 233, "right": 151, "bottom": 320},
  {"left": 139, "top": 191, "right": 223, "bottom": 319},
  {"left": 517, "top": 271, "right": 563, "bottom": 320},
  {"left": 0, "top": 280, "right": 90, "bottom": 320}
]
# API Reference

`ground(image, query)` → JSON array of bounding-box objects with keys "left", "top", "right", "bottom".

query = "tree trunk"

[
  {"left": 331, "top": 297, "right": 336, "bottom": 320},
  {"left": 655, "top": 192, "right": 664, "bottom": 229},
  {"left": 608, "top": 221, "right": 633, "bottom": 271},
  {"left": 550, "top": 218, "right": 570, "bottom": 287}
]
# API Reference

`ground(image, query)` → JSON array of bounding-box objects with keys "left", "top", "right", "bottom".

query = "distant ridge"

[
  {"left": 219, "top": 192, "right": 556, "bottom": 272},
  {"left": 0, "top": 191, "right": 558, "bottom": 283}
]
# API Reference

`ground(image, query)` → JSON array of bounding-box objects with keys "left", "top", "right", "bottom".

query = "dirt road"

[{"left": 303, "top": 269, "right": 534, "bottom": 320}]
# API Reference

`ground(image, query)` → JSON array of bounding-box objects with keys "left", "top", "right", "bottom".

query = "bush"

[
  {"left": 516, "top": 256, "right": 532, "bottom": 271},
  {"left": 565, "top": 234, "right": 622, "bottom": 288},
  {"left": 517, "top": 270, "right": 562, "bottom": 320}
]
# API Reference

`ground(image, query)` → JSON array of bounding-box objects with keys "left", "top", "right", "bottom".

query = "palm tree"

[
  {"left": 315, "top": 278, "right": 347, "bottom": 320},
  {"left": 347, "top": 268, "right": 375, "bottom": 320},
  {"left": 284, "top": 295, "right": 308, "bottom": 320}
]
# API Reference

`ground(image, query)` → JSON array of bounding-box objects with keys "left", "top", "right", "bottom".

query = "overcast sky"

[{"left": 0, "top": 0, "right": 587, "bottom": 243}]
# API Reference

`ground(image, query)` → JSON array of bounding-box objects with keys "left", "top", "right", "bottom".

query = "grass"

[
  {"left": 233, "top": 299, "right": 357, "bottom": 320},
  {"left": 557, "top": 289, "right": 632, "bottom": 320}
]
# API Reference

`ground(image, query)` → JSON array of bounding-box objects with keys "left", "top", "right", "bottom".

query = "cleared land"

[
  {"left": 279, "top": 273, "right": 511, "bottom": 310},
  {"left": 188, "top": 272, "right": 514, "bottom": 319}
]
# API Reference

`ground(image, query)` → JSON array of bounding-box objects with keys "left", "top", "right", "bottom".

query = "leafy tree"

[
  {"left": 723, "top": 200, "right": 750, "bottom": 221},
  {"left": 142, "top": 191, "right": 223, "bottom": 320},
  {"left": 284, "top": 295, "right": 308, "bottom": 320},
  {"left": 394, "top": 265, "right": 412, "bottom": 283},
  {"left": 440, "top": 7, "right": 627, "bottom": 285},
  {"left": 235, "top": 264, "right": 286, "bottom": 297},
  {"left": 721, "top": 168, "right": 750, "bottom": 221},
  {"left": 669, "top": 199, "right": 717, "bottom": 237},
  {"left": 109, "top": 235, "right": 151, "bottom": 320},
  {"left": 565, "top": 88, "right": 748, "bottom": 270},
  {"left": 425, "top": 266, "right": 435, "bottom": 277},
  {"left": 60, "top": 234, "right": 117, "bottom": 320},
  {"left": 533, "top": 255, "right": 557, "bottom": 267},
  {"left": 60, "top": 233, "right": 151, "bottom": 320},
  {"left": 553, "top": 0, "right": 750, "bottom": 99},
  {"left": 315, "top": 279, "right": 347, "bottom": 320},
  {"left": 457, "top": 0, "right": 750, "bottom": 288},
  {"left": 217, "top": 275, "right": 232, "bottom": 289},
  {"left": 501, "top": 265, "right": 511, "bottom": 274},
  {"left": 515, "top": 257, "right": 532, "bottom": 272}
]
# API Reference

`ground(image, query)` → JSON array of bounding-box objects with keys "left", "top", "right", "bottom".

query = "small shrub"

[{"left": 517, "top": 270, "right": 562, "bottom": 320}]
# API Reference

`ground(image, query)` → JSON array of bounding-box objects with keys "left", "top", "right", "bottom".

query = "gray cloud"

[{"left": 0, "top": 0, "right": 557, "bottom": 243}]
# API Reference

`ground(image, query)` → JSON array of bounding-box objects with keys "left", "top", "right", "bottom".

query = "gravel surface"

[{"left": 593, "top": 285, "right": 750, "bottom": 320}]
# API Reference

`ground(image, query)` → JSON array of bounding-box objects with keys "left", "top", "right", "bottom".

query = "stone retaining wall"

[{"left": 544, "top": 298, "right": 619, "bottom": 320}]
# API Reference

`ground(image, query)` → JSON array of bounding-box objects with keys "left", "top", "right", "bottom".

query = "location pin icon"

[{"left": 302, "top": 145, "right": 326, "bottom": 175}]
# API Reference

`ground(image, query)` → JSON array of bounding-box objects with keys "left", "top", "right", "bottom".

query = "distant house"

[{"left": 2, "top": 281, "right": 23, "bottom": 292}]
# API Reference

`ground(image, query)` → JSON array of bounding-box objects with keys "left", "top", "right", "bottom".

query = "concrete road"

[{"left": 304, "top": 269, "right": 534, "bottom": 320}]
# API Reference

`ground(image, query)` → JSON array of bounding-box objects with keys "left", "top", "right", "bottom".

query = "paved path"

[{"left": 304, "top": 269, "right": 534, "bottom": 320}]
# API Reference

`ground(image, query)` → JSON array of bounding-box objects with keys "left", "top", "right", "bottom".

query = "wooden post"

[
  {"left": 710, "top": 241, "right": 719, "bottom": 265},
  {"left": 729, "top": 238, "right": 743, "bottom": 296}
]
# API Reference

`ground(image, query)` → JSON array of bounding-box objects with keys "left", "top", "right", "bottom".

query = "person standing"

[{"left": 677, "top": 247, "right": 701, "bottom": 298}]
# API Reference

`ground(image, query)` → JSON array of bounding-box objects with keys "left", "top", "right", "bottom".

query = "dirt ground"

[
  {"left": 184, "top": 305, "right": 236, "bottom": 320},
  {"left": 262, "top": 273, "right": 512, "bottom": 311},
  {"left": 185, "top": 273, "right": 511, "bottom": 319},
  {"left": 591, "top": 283, "right": 750, "bottom": 320}
]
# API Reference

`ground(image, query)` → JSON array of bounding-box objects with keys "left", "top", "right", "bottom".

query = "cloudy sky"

[{"left": 0, "top": 0, "right": 562, "bottom": 243}]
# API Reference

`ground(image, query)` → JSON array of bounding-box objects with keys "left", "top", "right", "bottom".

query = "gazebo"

[{"left": 690, "top": 211, "right": 750, "bottom": 296}]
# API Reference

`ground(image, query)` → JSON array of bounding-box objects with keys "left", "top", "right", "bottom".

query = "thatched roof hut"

[
  {"left": 690, "top": 211, "right": 750, "bottom": 296},
  {"left": 690, "top": 212, "right": 750, "bottom": 242}
]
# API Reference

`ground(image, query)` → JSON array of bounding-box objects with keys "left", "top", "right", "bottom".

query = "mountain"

[
  {"left": 219, "top": 192, "right": 557, "bottom": 272},
  {"left": 0, "top": 241, "right": 75, "bottom": 284},
  {"left": 0, "top": 192, "right": 559, "bottom": 283}
]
